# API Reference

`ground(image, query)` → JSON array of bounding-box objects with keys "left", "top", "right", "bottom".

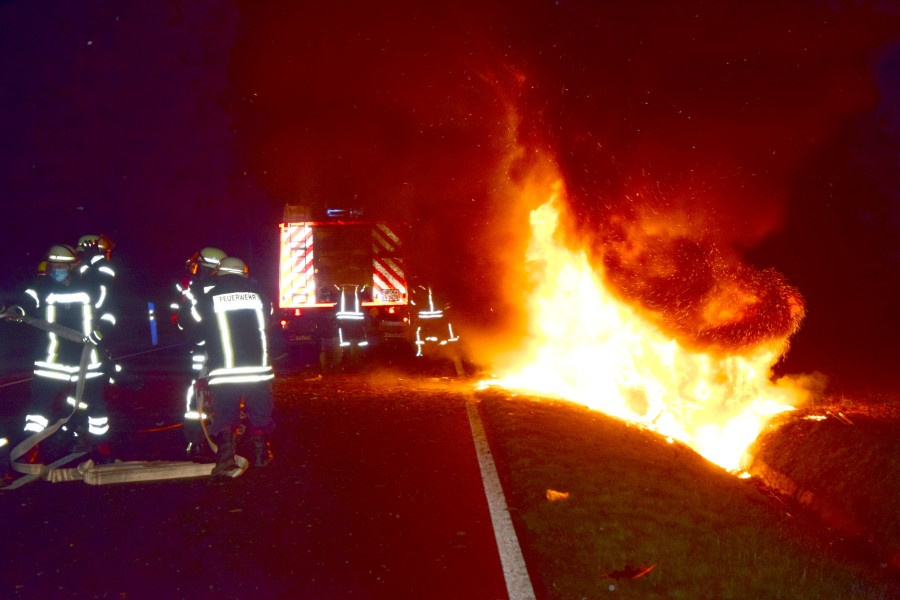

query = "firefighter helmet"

[
  {"left": 46, "top": 244, "right": 78, "bottom": 264},
  {"left": 46, "top": 244, "right": 77, "bottom": 282},
  {"left": 216, "top": 256, "right": 248, "bottom": 277},
  {"left": 76, "top": 234, "right": 114, "bottom": 258},
  {"left": 76, "top": 235, "right": 100, "bottom": 252},
  {"left": 186, "top": 247, "right": 226, "bottom": 275}
]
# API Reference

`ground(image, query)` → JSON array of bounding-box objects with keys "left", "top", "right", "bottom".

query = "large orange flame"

[{"left": 489, "top": 177, "right": 811, "bottom": 472}]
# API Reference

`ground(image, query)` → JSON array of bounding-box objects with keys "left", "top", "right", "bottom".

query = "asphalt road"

[{"left": 0, "top": 346, "right": 513, "bottom": 599}]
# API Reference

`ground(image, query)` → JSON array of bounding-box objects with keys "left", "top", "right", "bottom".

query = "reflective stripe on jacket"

[{"left": 200, "top": 277, "right": 274, "bottom": 386}]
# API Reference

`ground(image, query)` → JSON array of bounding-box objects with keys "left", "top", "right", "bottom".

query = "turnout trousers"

[{"left": 207, "top": 380, "right": 274, "bottom": 438}]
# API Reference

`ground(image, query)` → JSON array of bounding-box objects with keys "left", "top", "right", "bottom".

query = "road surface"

[{"left": 0, "top": 346, "right": 524, "bottom": 599}]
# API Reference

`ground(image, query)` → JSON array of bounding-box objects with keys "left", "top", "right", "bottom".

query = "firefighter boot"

[
  {"left": 211, "top": 430, "right": 239, "bottom": 478},
  {"left": 90, "top": 437, "right": 114, "bottom": 465},
  {"left": 251, "top": 432, "right": 272, "bottom": 468}
]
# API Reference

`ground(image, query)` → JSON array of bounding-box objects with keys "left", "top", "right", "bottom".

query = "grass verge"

[
  {"left": 748, "top": 386, "right": 900, "bottom": 569},
  {"left": 476, "top": 388, "right": 899, "bottom": 600}
]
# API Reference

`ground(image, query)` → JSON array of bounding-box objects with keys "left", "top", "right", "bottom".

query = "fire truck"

[{"left": 276, "top": 205, "right": 416, "bottom": 362}]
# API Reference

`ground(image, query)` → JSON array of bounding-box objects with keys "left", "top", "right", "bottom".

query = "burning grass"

[
  {"left": 475, "top": 387, "right": 899, "bottom": 599},
  {"left": 490, "top": 192, "right": 812, "bottom": 473}
]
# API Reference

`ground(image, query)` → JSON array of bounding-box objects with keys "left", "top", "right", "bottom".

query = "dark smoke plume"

[
  {"left": 508, "top": 1, "right": 897, "bottom": 354},
  {"left": 227, "top": 1, "right": 898, "bottom": 357}
]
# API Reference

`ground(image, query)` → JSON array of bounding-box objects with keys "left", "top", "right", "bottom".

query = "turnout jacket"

[
  {"left": 173, "top": 272, "right": 217, "bottom": 379},
  {"left": 16, "top": 274, "right": 115, "bottom": 382},
  {"left": 197, "top": 274, "right": 274, "bottom": 386}
]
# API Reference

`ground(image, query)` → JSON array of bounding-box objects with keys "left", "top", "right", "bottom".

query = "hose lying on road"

[
  {"left": 1, "top": 315, "right": 246, "bottom": 487},
  {"left": 3, "top": 315, "right": 92, "bottom": 489}
]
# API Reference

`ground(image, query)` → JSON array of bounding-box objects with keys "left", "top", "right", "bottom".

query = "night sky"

[{"left": 1, "top": 1, "right": 898, "bottom": 387}]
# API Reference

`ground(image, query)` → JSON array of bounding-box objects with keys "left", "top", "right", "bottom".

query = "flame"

[{"left": 490, "top": 178, "right": 808, "bottom": 472}]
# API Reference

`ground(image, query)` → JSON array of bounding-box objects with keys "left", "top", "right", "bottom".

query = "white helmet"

[
  {"left": 76, "top": 234, "right": 114, "bottom": 258},
  {"left": 76, "top": 235, "right": 100, "bottom": 252},
  {"left": 46, "top": 244, "right": 78, "bottom": 282},
  {"left": 47, "top": 244, "right": 78, "bottom": 264},
  {"left": 217, "top": 256, "right": 248, "bottom": 277}
]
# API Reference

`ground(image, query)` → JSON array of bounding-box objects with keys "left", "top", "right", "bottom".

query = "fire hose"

[
  {"left": 2, "top": 314, "right": 94, "bottom": 489},
  {"left": 1, "top": 312, "right": 246, "bottom": 488}
]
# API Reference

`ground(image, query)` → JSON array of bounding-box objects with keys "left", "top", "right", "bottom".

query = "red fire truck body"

[{"left": 277, "top": 207, "right": 412, "bottom": 350}]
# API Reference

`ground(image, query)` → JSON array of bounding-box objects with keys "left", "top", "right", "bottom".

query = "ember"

[
  {"left": 599, "top": 201, "right": 806, "bottom": 354},
  {"left": 488, "top": 169, "right": 814, "bottom": 472}
]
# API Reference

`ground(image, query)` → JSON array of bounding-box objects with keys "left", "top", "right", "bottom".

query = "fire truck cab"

[{"left": 277, "top": 205, "right": 412, "bottom": 362}]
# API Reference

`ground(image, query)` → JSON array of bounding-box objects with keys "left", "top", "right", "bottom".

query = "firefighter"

[
  {"left": 174, "top": 247, "right": 227, "bottom": 331},
  {"left": 334, "top": 283, "right": 369, "bottom": 368},
  {"left": 74, "top": 234, "right": 117, "bottom": 305},
  {"left": 173, "top": 247, "right": 228, "bottom": 461},
  {"left": 0, "top": 244, "right": 116, "bottom": 464},
  {"left": 75, "top": 233, "right": 120, "bottom": 382},
  {"left": 411, "top": 284, "right": 459, "bottom": 356},
  {"left": 75, "top": 234, "right": 117, "bottom": 285},
  {"left": 196, "top": 256, "right": 275, "bottom": 476}
]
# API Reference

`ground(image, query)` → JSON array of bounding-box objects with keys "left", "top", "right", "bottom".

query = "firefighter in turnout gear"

[
  {"left": 173, "top": 246, "right": 227, "bottom": 461},
  {"left": 334, "top": 283, "right": 369, "bottom": 367},
  {"left": 75, "top": 234, "right": 116, "bottom": 285},
  {"left": 75, "top": 233, "right": 120, "bottom": 385},
  {"left": 75, "top": 234, "right": 117, "bottom": 303},
  {"left": 196, "top": 256, "right": 275, "bottom": 476},
  {"left": 1, "top": 244, "right": 117, "bottom": 464},
  {"left": 411, "top": 284, "right": 459, "bottom": 357}
]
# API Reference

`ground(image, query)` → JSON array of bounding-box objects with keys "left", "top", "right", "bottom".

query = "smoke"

[
  {"left": 227, "top": 2, "right": 523, "bottom": 311},
  {"left": 506, "top": 1, "right": 898, "bottom": 354},
  {"left": 227, "top": 1, "right": 898, "bottom": 358},
  {"left": 593, "top": 197, "right": 806, "bottom": 354}
]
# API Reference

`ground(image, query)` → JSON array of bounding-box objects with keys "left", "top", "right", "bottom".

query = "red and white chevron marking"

[
  {"left": 279, "top": 223, "right": 315, "bottom": 308},
  {"left": 372, "top": 223, "right": 407, "bottom": 304}
]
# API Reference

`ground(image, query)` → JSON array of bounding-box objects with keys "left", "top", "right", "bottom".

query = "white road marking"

[{"left": 466, "top": 396, "right": 537, "bottom": 600}]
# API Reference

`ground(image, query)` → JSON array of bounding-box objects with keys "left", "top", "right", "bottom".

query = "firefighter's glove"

[{"left": 85, "top": 330, "right": 104, "bottom": 346}]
